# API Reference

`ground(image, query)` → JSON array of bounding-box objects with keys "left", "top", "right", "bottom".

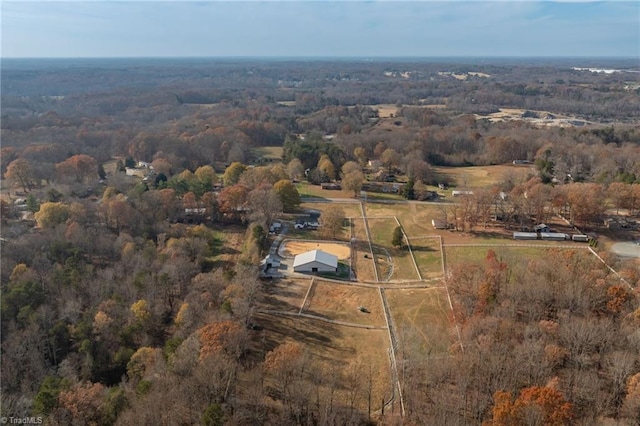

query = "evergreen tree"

[
  {"left": 392, "top": 226, "right": 404, "bottom": 248},
  {"left": 402, "top": 178, "right": 416, "bottom": 200}
]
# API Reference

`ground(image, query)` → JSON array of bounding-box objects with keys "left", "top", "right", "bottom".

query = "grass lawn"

[
  {"left": 409, "top": 237, "right": 444, "bottom": 279},
  {"left": 365, "top": 203, "right": 446, "bottom": 238},
  {"left": 297, "top": 182, "right": 354, "bottom": 199},
  {"left": 386, "top": 287, "right": 456, "bottom": 357},
  {"left": 299, "top": 201, "right": 362, "bottom": 222},
  {"left": 367, "top": 218, "right": 420, "bottom": 281},
  {"left": 443, "top": 245, "right": 583, "bottom": 271},
  {"left": 433, "top": 164, "right": 535, "bottom": 189}
]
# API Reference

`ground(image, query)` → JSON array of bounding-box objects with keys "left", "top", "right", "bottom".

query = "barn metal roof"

[{"left": 292, "top": 249, "right": 338, "bottom": 268}]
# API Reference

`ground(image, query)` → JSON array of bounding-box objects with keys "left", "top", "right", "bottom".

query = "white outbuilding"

[{"left": 293, "top": 249, "right": 338, "bottom": 273}]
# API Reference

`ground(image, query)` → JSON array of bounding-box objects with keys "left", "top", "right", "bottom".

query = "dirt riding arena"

[{"left": 281, "top": 240, "right": 351, "bottom": 260}]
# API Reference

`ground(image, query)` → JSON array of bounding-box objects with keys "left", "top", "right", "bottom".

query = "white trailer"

[
  {"left": 571, "top": 234, "right": 589, "bottom": 242},
  {"left": 513, "top": 232, "right": 538, "bottom": 240},
  {"left": 540, "top": 232, "right": 569, "bottom": 241}
]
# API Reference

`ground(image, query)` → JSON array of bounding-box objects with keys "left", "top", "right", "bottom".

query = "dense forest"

[{"left": 1, "top": 58, "right": 640, "bottom": 425}]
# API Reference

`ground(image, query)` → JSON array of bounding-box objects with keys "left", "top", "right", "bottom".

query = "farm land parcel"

[{"left": 257, "top": 183, "right": 628, "bottom": 418}]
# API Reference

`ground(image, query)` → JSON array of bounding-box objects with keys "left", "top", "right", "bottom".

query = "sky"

[{"left": 1, "top": 1, "right": 639, "bottom": 58}]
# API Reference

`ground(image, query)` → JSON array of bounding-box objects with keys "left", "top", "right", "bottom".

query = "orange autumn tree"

[
  {"left": 606, "top": 285, "right": 632, "bottom": 314},
  {"left": 56, "top": 154, "right": 98, "bottom": 183},
  {"left": 476, "top": 249, "right": 507, "bottom": 315},
  {"left": 489, "top": 386, "right": 573, "bottom": 426},
  {"left": 198, "top": 320, "right": 246, "bottom": 361}
]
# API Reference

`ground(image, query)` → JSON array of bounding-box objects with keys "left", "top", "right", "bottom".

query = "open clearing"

[
  {"left": 475, "top": 108, "right": 594, "bottom": 127},
  {"left": 300, "top": 201, "right": 362, "bottom": 223},
  {"left": 444, "top": 245, "right": 585, "bottom": 270},
  {"left": 434, "top": 164, "right": 535, "bottom": 189},
  {"left": 251, "top": 146, "right": 284, "bottom": 160},
  {"left": 611, "top": 241, "right": 640, "bottom": 258},
  {"left": 281, "top": 240, "right": 351, "bottom": 260},
  {"left": 350, "top": 218, "right": 378, "bottom": 282},
  {"left": 260, "top": 278, "right": 312, "bottom": 313},
  {"left": 304, "top": 281, "right": 386, "bottom": 327},
  {"left": 409, "top": 237, "right": 444, "bottom": 279},
  {"left": 367, "top": 218, "right": 420, "bottom": 281},
  {"left": 386, "top": 287, "right": 455, "bottom": 356}
]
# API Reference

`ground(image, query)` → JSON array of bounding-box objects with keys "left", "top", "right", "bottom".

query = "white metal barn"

[{"left": 293, "top": 249, "right": 338, "bottom": 273}]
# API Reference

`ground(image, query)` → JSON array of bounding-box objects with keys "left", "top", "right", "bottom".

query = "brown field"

[
  {"left": 304, "top": 281, "right": 386, "bottom": 327},
  {"left": 350, "top": 218, "right": 378, "bottom": 282},
  {"left": 434, "top": 164, "right": 535, "bottom": 189},
  {"left": 260, "top": 278, "right": 312, "bottom": 313},
  {"left": 282, "top": 240, "right": 351, "bottom": 260},
  {"left": 251, "top": 313, "right": 393, "bottom": 413},
  {"left": 386, "top": 287, "right": 456, "bottom": 356}
]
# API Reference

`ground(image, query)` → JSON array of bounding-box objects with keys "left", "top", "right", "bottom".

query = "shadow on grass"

[{"left": 411, "top": 244, "right": 437, "bottom": 252}]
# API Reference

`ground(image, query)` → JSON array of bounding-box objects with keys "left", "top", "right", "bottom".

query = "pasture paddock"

[{"left": 433, "top": 164, "right": 534, "bottom": 189}]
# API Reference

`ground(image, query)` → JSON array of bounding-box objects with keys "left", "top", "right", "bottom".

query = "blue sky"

[{"left": 1, "top": 1, "right": 638, "bottom": 58}]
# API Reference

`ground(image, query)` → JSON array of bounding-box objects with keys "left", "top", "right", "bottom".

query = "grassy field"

[
  {"left": 299, "top": 201, "right": 362, "bottom": 221},
  {"left": 297, "top": 183, "right": 353, "bottom": 199},
  {"left": 350, "top": 218, "right": 377, "bottom": 282},
  {"left": 386, "top": 287, "right": 456, "bottom": 357},
  {"left": 362, "top": 203, "right": 445, "bottom": 238},
  {"left": 367, "top": 218, "right": 420, "bottom": 281},
  {"left": 433, "top": 164, "right": 535, "bottom": 189},
  {"left": 443, "top": 245, "right": 585, "bottom": 271},
  {"left": 304, "top": 281, "right": 386, "bottom": 326},
  {"left": 260, "top": 278, "right": 312, "bottom": 313},
  {"left": 409, "top": 237, "right": 444, "bottom": 279},
  {"left": 251, "top": 146, "right": 284, "bottom": 162},
  {"left": 297, "top": 182, "right": 404, "bottom": 201}
]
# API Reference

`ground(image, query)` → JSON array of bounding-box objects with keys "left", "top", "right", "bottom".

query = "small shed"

[
  {"left": 269, "top": 222, "right": 282, "bottom": 233},
  {"left": 432, "top": 219, "right": 447, "bottom": 230},
  {"left": 260, "top": 254, "right": 281, "bottom": 271},
  {"left": 293, "top": 249, "right": 338, "bottom": 273}
]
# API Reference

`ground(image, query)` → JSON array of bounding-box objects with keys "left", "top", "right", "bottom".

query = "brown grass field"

[
  {"left": 304, "top": 280, "right": 386, "bottom": 327},
  {"left": 349, "top": 218, "right": 378, "bottom": 282},
  {"left": 386, "top": 287, "right": 456, "bottom": 356},
  {"left": 281, "top": 240, "right": 351, "bottom": 260},
  {"left": 260, "top": 278, "right": 312, "bottom": 313}
]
